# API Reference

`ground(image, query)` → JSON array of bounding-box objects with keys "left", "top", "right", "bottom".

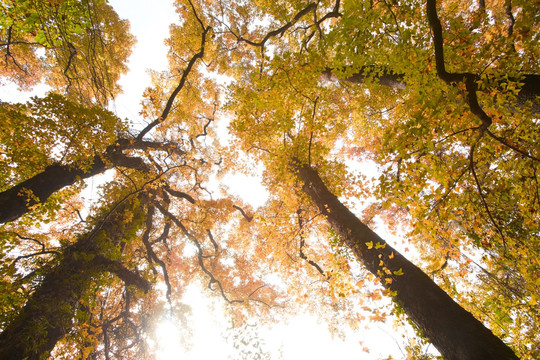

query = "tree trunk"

[
  {"left": 0, "top": 156, "right": 108, "bottom": 224},
  {"left": 295, "top": 163, "right": 518, "bottom": 360},
  {"left": 0, "top": 197, "right": 149, "bottom": 359},
  {"left": 0, "top": 145, "right": 148, "bottom": 224},
  {"left": 321, "top": 67, "right": 540, "bottom": 114},
  {"left": 0, "top": 239, "right": 102, "bottom": 360}
]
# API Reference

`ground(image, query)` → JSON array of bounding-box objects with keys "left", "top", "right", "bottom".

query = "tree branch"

[
  {"left": 296, "top": 209, "right": 328, "bottom": 278},
  {"left": 136, "top": 21, "right": 211, "bottom": 141},
  {"left": 485, "top": 129, "right": 540, "bottom": 162},
  {"left": 426, "top": 0, "right": 492, "bottom": 129},
  {"left": 232, "top": 0, "right": 341, "bottom": 52},
  {"left": 469, "top": 142, "right": 507, "bottom": 252},
  {"left": 232, "top": 204, "right": 253, "bottom": 222},
  {"left": 164, "top": 185, "right": 196, "bottom": 204},
  {"left": 116, "top": 138, "right": 186, "bottom": 157},
  {"left": 92, "top": 255, "right": 151, "bottom": 292},
  {"left": 141, "top": 206, "right": 172, "bottom": 301},
  {"left": 155, "top": 203, "right": 244, "bottom": 304}
]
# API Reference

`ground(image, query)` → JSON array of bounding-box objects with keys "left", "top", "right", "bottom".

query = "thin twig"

[
  {"left": 486, "top": 129, "right": 539, "bottom": 162},
  {"left": 296, "top": 209, "right": 328, "bottom": 278},
  {"left": 469, "top": 142, "right": 507, "bottom": 252}
]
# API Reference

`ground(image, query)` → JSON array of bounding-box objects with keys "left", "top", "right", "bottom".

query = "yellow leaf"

[
  {"left": 365, "top": 241, "right": 373, "bottom": 249},
  {"left": 393, "top": 268, "right": 404, "bottom": 276}
]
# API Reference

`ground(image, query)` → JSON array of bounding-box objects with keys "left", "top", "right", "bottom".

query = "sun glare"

[{"left": 155, "top": 319, "right": 184, "bottom": 360}]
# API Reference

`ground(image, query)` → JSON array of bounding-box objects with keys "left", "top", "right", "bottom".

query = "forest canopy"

[{"left": 0, "top": 0, "right": 538, "bottom": 359}]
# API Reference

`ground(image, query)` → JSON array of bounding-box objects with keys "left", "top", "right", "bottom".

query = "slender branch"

[
  {"left": 207, "top": 229, "right": 219, "bottom": 255},
  {"left": 234, "top": 3, "right": 317, "bottom": 49},
  {"left": 505, "top": 2, "right": 515, "bottom": 38},
  {"left": 136, "top": 22, "right": 211, "bottom": 141},
  {"left": 141, "top": 206, "right": 172, "bottom": 301},
  {"left": 469, "top": 142, "right": 507, "bottom": 252},
  {"left": 485, "top": 129, "right": 540, "bottom": 162},
  {"left": 116, "top": 138, "right": 186, "bottom": 157},
  {"left": 10, "top": 232, "right": 47, "bottom": 251},
  {"left": 434, "top": 127, "right": 478, "bottom": 145},
  {"left": 232, "top": 204, "right": 253, "bottom": 222},
  {"left": 3, "top": 26, "right": 27, "bottom": 74},
  {"left": 155, "top": 203, "right": 244, "bottom": 304},
  {"left": 152, "top": 221, "right": 171, "bottom": 248},
  {"left": 318, "top": 0, "right": 342, "bottom": 24},
  {"left": 10, "top": 250, "right": 60, "bottom": 267},
  {"left": 431, "top": 165, "right": 469, "bottom": 210},
  {"left": 63, "top": 42, "right": 77, "bottom": 93},
  {"left": 429, "top": 252, "right": 449, "bottom": 277},
  {"left": 296, "top": 209, "right": 328, "bottom": 278},
  {"left": 232, "top": 0, "right": 341, "bottom": 51}
]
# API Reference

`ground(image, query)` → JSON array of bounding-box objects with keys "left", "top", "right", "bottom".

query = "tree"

[
  {"left": 1, "top": 0, "right": 539, "bottom": 358},
  {"left": 0, "top": 0, "right": 134, "bottom": 105},
  {"left": 217, "top": 0, "right": 537, "bottom": 357},
  {"left": 0, "top": 2, "right": 279, "bottom": 358},
  {"left": 0, "top": 189, "right": 150, "bottom": 359},
  {"left": 294, "top": 162, "right": 517, "bottom": 359}
]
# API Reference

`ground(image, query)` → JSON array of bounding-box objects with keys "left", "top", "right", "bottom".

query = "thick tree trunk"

[
  {"left": 0, "top": 239, "right": 102, "bottom": 360},
  {"left": 0, "top": 156, "right": 108, "bottom": 224},
  {"left": 295, "top": 163, "right": 518, "bottom": 360},
  {"left": 0, "top": 197, "right": 150, "bottom": 359},
  {"left": 0, "top": 145, "right": 148, "bottom": 224}
]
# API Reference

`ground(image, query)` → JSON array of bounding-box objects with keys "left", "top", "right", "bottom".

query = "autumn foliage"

[{"left": 0, "top": 0, "right": 538, "bottom": 359}]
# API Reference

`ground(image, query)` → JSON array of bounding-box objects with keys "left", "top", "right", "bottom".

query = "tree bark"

[
  {"left": 322, "top": 67, "right": 540, "bottom": 114},
  {"left": 0, "top": 146, "right": 148, "bottom": 224},
  {"left": 0, "top": 239, "right": 102, "bottom": 360},
  {"left": 0, "top": 197, "right": 149, "bottom": 359},
  {"left": 0, "top": 156, "right": 108, "bottom": 224},
  {"left": 294, "top": 163, "right": 518, "bottom": 360}
]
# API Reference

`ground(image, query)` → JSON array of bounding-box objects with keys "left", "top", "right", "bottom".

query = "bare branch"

[
  {"left": 207, "top": 229, "right": 219, "bottom": 255},
  {"left": 296, "top": 209, "right": 328, "bottom": 278},
  {"left": 155, "top": 203, "right": 244, "bottom": 304},
  {"left": 232, "top": 0, "right": 341, "bottom": 52},
  {"left": 234, "top": 3, "right": 317, "bottom": 49},
  {"left": 10, "top": 250, "right": 60, "bottom": 267},
  {"left": 116, "top": 138, "right": 186, "bottom": 157}
]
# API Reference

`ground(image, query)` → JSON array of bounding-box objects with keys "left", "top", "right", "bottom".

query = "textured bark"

[
  {"left": 0, "top": 148, "right": 148, "bottom": 224},
  {"left": 295, "top": 163, "right": 518, "bottom": 360},
  {"left": 0, "top": 198, "right": 149, "bottom": 359},
  {"left": 0, "top": 156, "right": 107, "bottom": 224},
  {"left": 0, "top": 240, "right": 101, "bottom": 360}
]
